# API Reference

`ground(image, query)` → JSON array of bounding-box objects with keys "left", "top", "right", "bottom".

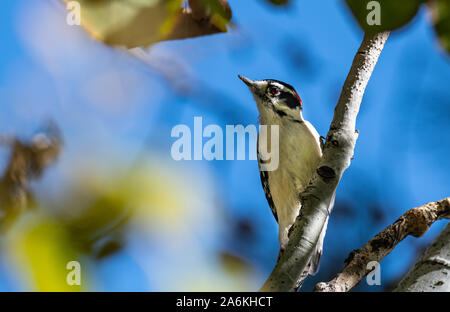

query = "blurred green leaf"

[
  {"left": 219, "top": 252, "right": 251, "bottom": 276},
  {"left": 189, "top": 0, "right": 232, "bottom": 31},
  {"left": 64, "top": 192, "right": 130, "bottom": 255},
  {"left": 74, "top": 0, "right": 183, "bottom": 47},
  {"left": 428, "top": 0, "right": 450, "bottom": 53},
  {"left": 73, "top": 0, "right": 231, "bottom": 48},
  {"left": 345, "top": 0, "right": 425, "bottom": 33},
  {"left": 95, "top": 239, "right": 124, "bottom": 259},
  {"left": 9, "top": 220, "right": 82, "bottom": 291}
]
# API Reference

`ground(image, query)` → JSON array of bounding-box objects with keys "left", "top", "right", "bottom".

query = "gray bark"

[
  {"left": 260, "top": 31, "right": 390, "bottom": 292},
  {"left": 395, "top": 223, "right": 450, "bottom": 292},
  {"left": 314, "top": 197, "right": 450, "bottom": 292}
]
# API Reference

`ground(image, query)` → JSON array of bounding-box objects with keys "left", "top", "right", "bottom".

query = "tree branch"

[
  {"left": 394, "top": 222, "right": 450, "bottom": 292},
  {"left": 259, "top": 31, "right": 390, "bottom": 292},
  {"left": 314, "top": 197, "right": 450, "bottom": 292}
]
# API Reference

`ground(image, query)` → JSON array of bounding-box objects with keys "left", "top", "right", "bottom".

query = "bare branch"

[
  {"left": 259, "top": 31, "right": 390, "bottom": 292},
  {"left": 315, "top": 197, "right": 450, "bottom": 292}
]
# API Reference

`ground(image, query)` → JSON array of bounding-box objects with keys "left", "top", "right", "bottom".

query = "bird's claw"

[{"left": 320, "top": 136, "right": 326, "bottom": 151}]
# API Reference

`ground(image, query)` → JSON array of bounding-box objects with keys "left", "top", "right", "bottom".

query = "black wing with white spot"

[{"left": 257, "top": 137, "right": 278, "bottom": 223}]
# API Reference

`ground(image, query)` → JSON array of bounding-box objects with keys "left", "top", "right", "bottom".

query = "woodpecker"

[{"left": 238, "top": 75, "right": 333, "bottom": 278}]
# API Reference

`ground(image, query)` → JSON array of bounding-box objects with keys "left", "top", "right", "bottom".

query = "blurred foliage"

[
  {"left": 345, "top": 0, "right": 450, "bottom": 53},
  {"left": 265, "top": 0, "right": 450, "bottom": 53},
  {"left": 72, "top": 0, "right": 232, "bottom": 48},
  {"left": 0, "top": 118, "right": 191, "bottom": 290},
  {"left": 0, "top": 123, "right": 62, "bottom": 232},
  {"left": 74, "top": 0, "right": 183, "bottom": 47},
  {"left": 219, "top": 252, "right": 252, "bottom": 276},
  {"left": 345, "top": 0, "right": 425, "bottom": 33},
  {"left": 56, "top": 160, "right": 191, "bottom": 259},
  {"left": 69, "top": 0, "right": 449, "bottom": 53},
  {"left": 1, "top": 149, "right": 211, "bottom": 291},
  {"left": 62, "top": 190, "right": 130, "bottom": 258},
  {"left": 190, "top": 0, "right": 232, "bottom": 29},
  {"left": 428, "top": 0, "right": 450, "bottom": 53},
  {"left": 7, "top": 219, "right": 81, "bottom": 291}
]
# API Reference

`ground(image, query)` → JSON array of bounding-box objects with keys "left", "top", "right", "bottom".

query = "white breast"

[{"left": 258, "top": 111, "right": 322, "bottom": 248}]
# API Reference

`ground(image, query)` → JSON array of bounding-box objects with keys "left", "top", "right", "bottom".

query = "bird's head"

[{"left": 238, "top": 75, "right": 303, "bottom": 120}]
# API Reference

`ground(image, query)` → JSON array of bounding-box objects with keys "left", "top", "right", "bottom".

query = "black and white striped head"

[{"left": 238, "top": 75, "right": 303, "bottom": 121}]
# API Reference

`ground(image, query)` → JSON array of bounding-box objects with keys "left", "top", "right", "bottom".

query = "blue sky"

[{"left": 0, "top": 0, "right": 449, "bottom": 291}]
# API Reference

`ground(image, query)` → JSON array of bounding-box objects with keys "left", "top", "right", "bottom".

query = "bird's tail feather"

[{"left": 308, "top": 215, "right": 329, "bottom": 275}]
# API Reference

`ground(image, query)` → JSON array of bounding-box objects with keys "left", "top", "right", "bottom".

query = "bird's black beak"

[
  {"left": 238, "top": 75, "right": 255, "bottom": 88},
  {"left": 238, "top": 75, "right": 267, "bottom": 97}
]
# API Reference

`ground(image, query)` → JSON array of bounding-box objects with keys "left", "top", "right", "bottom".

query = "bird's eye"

[{"left": 269, "top": 87, "right": 280, "bottom": 96}]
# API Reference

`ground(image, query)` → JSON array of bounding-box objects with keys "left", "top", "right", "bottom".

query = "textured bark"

[
  {"left": 394, "top": 222, "right": 450, "bottom": 292},
  {"left": 314, "top": 197, "right": 450, "bottom": 292},
  {"left": 259, "top": 31, "right": 390, "bottom": 292}
]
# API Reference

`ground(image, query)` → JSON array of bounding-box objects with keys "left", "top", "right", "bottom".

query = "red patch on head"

[{"left": 295, "top": 93, "right": 303, "bottom": 105}]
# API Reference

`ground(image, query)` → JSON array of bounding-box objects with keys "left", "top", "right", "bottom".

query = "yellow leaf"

[
  {"left": 73, "top": 0, "right": 183, "bottom": 47},
  {"left": 8, "top": 220, "right": 82, "bottom": 292}
]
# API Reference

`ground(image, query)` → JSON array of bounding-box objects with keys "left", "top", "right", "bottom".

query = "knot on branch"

[
  {"left": 344, "top": 249, "right": 358, "bottom": 265},
  {"left": 325, "top": 130, "right": 357, "bottom": 152},
  {"left": 314, "top": 282, "right": 334, "bottom": 292},
  {"left": 436, "top": 198, "right": 450, "bottom": 219},
  {"left": 370, "top": 235, "right": 395, "bottom": 252},
  {"left": 402, "top": 208, "right": 434, "bottom": 237},
  {"left": 317, "top": 166, "right": 336, "bottom": 182}
]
